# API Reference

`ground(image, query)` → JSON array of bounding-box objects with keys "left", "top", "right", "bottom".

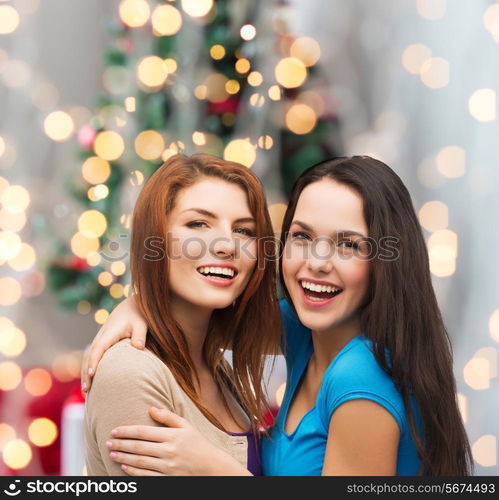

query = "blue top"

[{"left": 261, "top": 298, "right": 422, "bottom": 476}]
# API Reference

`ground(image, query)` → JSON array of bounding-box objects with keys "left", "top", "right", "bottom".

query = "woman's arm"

[
  {"left": 321, "top": 399, "right": 400, "bottom": 476},
  {"left": 107, "top": 407, "right": 252, "bottom": 476},
  {"left": 81, "top": 296, "right": 147, "bottom": 392}
]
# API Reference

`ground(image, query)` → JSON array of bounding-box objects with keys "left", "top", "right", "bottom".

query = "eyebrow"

[
  {"left": 290, "top": 220, "right": 367, "bottom": 238},
  {"left": 181, "top": 208, "right": 255, "bottom": 224}
]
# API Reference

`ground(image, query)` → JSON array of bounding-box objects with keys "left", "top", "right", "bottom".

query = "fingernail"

[
  {"left": 88, "top": 368, "right": 94, "bottom": 376},
  {"left": 106, "top": 441, "right": 112, "bottom": 449},
  {"left": 121, "top": 465, "right": 128, "bottom": 471},
  {"left": 135, "top": 341, "right": 143, "bottom": 348},
  {"left": 109, "top": 452, "right": 117, "bottom": 458},
  {"left": 111, "top": 429, "right": 117, "bottom": 436},
  {"left": 81, "top": 383, "right": 87, "bottom": 392}
]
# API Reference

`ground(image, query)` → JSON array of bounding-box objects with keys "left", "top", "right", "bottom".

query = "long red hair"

[{"left": 130, "top": 153, "right": 281, "bottom": 433}]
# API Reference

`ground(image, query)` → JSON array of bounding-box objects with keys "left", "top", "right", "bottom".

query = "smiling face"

[
  {"left": 166, "top": 176, "right": 257, "bottom": 313},
  {"left": 282, "top": 178, "right": 370, "bottom": 334}
]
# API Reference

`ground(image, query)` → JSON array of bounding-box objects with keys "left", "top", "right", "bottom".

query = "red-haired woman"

[{"left": 84, "top": 154, "right": 281, "bottom": 475}]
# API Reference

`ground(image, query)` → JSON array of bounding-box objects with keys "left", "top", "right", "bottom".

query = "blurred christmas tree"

[{"left": 47, "top": 0, "right": 342, "bottom": 323}]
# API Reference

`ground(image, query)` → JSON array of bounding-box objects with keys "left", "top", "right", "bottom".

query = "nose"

[
  {"left": 306, "top": 238, "right": 334, "bottom": 274},
  {"left": 211, "top": 233, "right": 237, "bottom": 259}
]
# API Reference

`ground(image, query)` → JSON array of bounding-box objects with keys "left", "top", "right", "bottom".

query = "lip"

[
  {"left": 297, "top": 279, "right": 343, "bottom": 309},
  {"left": 196, "top": 264, "right": 238, "bottom": 288}
]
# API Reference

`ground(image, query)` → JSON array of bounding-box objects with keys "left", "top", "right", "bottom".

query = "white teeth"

[
  {"left": 198, "top": 266, "right": 235, "bottom": 278},
  {"left": 300, "top": 280, "right": 341, "bottom": 293}
]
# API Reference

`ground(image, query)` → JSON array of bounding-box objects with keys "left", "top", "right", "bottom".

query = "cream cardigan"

[{"left": 84, "top": 339, "right": 249, "bottom": 475}]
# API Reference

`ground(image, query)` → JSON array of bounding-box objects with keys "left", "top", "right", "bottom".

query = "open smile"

[
  {"left": 196, "top": 265, "right": 238, "bottom": 288},
  {"left": 298, "top": 279, "right": 344, "bottom": 308}
]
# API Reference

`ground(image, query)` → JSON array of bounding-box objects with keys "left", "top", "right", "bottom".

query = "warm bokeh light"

[
  {"left": 268, "top": 85, "right": 282, "bottom": 101},
  {"left": 204, "top": 73, "right": 229, "bottom": 103},
  {"left": 119, "top": 0, "right": 150, "bottom": 28},
  {"left": 135, "top": 130, "right": 165, "bottom": 160},
  {"left": 110, "top": 283, "right": 124, "bottom": 299},
  {"left": 0, "top": 277, "right": 22, "bottom": 306},
  {"left": 98, "top": 271, "right": 113, "bottom": 287},
  {"left": 469, "top": 89, "right": 496, "bottom": 122},
  {"left": 472, "top": 435, "right": 497, "bottom": 467},
  {"left": 275, "top": 57, "right": 307, "bottom": 88},
  {"left": 457, "top": 393, "right": 467, "bottom": 424},
  {"left": 9, "top": 242, "right": 36, "bottom": 271},
  {"left": 235, "top": 58, "right": 250, "bottom": 74},
  {"left": 249, "top": 93, "right": 265, "bottom": 107},
  {"left": 0, "top": 423, "right": 16, "bottom": 452},
  {"left": 111, "top": 261, "right": 126, "bottom": 276},
  {"left": 82, "top": 156, "right": 111, "bottom": 185},
  {"left": 1, "top": 185, "right": 30, "bottom": 214},
  {"left": 418, "top": 201, "right": 448, "bottom": 232},
  {"left": 29, "top": 418, "right": 58, "bottom": 447},
  {"left": 483, "top": 3, "right": 499, "bottom": 41},
  {"left": 2, "top": 439, "right": 32, "bottom": 469},
  {"left": 0, "top": 230, "right": 22, "bottom": 260},
  {"left": 290, "top": 37, "right": 321, "bottom": 67},
  {"left": 268, "top": 203, "right": 287, "bottom": 234},
  {"left": 225, "top": 79, "right": 240, "bottom": 95},
  {"left": 192, "top": 131, "right": 206, "bottom": 146},
  {"left": 0, "top": 326, "right": 26, "bottom": 357},
  {"left": 24, "top": 368, "right": 53, "bottom": 397},
  {"left": 151, "top": 4, "right": 182, "bottom": 36},
  {"left": 0, "top": 136, "right": 5, "bottom": 157},
  {"left": 70, "top": 232, "right": 100, "bottom": 259},
  {"left": 463, "top": 349, "right": 495, "bottom": 390},
  {"left": 420, "top": 57, "right": 449, "bottom": 89},
  {"left": 78, "top": 210, "right": 107, "bottom": 238},
  {"left": 93, "top": 184, "right": 110, "bottom": 200},
  {"left": 257, "top": 135, "right": 273, "bottom": 150},
  {"left": 436, "top": 146, "right": 466, "bottom": 178},
  {"left": 240, "top": 24, "right": 256, "bottom": 41},
  {"left": 0, "top": 5, "right": 20, "bottom": 34},
  {"left": 137, "top": 56, "right": 168, "bottom": 88},
  {"left": 181, "top": 0, "right": 213, "bottom": 18},
  {"left": 427, "top": 229, "right": 457, "bottom": 277},
  {"left": 125, "top": 96, "right": 136, "bottom": 112},
  {"left": 401, "top": 43, "right": 432, "bottom": 74},
  {"left": 247, "top": 71, "right": 263, "bottom": 87},
  {"left": 52, "top": 353, "right": 81, "bottom": 382},
  {"left": 95, "top": 309, "right": 110, "bottom": 325},
  {"left": 0, "top": 209, "right": 27, "bottom": 232},
  {"left": 93, "top": 130, "right": 125, "bottom": 161},
  {"left": 0, "top": 361, "right": 23, "bottom": 390},
  {"left": 44, "top": 111, "right": 75, "bottom": 142},
  {"left": 417, "top": 0, "right": 446, "bottom": 20},
  {"left": 210, "top": 44, "right": 225, "bottom": 60},
  {"left": 285, "top": 104, "right": 317, "bottom": 134},
  {"left": 129, "top": 169, "right": 144, "bottom": 186},
  {"left": 224, "top": 139, "right": 256, "bottom": 168}
]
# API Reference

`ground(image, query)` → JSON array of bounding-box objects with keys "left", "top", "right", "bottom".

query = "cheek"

[
  {"left": 168, "top": 230, "right": 206, "bottom": 263},
  {"left": 282, "top": 243, "right": 303, "bottom": 282},
  {"left": 342, "top": 259, "right": 369, "bottom": 292}
]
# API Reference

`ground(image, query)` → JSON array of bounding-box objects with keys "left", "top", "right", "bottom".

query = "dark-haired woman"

[{"left": 83, "top": 156, "right": 472, "bottom": 476}]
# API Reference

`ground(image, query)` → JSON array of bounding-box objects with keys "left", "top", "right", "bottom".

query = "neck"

[
  {"left": 310, "top": 317, "right": 361, "bottom": 372},
  {"left": 169, "top": 295, "right": 213, "bottom": 368}
]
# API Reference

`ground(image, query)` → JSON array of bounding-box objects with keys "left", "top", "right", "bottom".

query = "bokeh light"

[
  {"left": 78, "top": 210, "right": 107, "bottom": 238},
  {"left": 224, "top": 139, "right": 256, "bottom": 168},
  {"left": 427, "top": 229, "right": 457, "bottom": 277},
  {"left": 0, "top": 326, "right": 26, "bottom": 357},
  {"left": 0, "top": 277, "right": 22, "bottom": 306},
  {"left": 119, "top": 0, "right": 150, "bottom": 28},
  {"left": 95, "top": 309, "right": 110, "bottom": 325},
  {"left": 420, "top": 57, "right": 449, "bottom": 89},
  {"left": 401, "top": 44, "right": 432, "bottom": 74},
  {"left": 436, "top": 146, "right": 466, "bottom": 178},
  {"left": 137, "top": 56, "right": 168, "bottom": 88},
  {"left": 285, "top": 104, "right": 317, "bottom": 134},
  {"left": 489, "top": 309, "right": 499, "bottom": 343},
  {"left": 70, "top": 232, "right": 100, "bottom": 259},
  {"left": 0, "top": 5, "right": 20, "bottom": 35},
  {"left": 24, "top": 368, "right": 53, "bottom": 397},
  {"left": 2, "top": 439, "right": 32, "bottom": 469},
  {"left": 290, "top": 37, "right": 321, "bottom": 67},
  {"left": 0, "top": 361, "right": 23, "bottom": 390},
  {"left": 469, "top": 89, "right": 496, "bottom": 122},
  {"left": 1, "top": 185, "right": 30, "bottom": 214},
  {"left": 181, "top": 0, "right": 213, "bottom": 18},
  {"left": 210, "top": 44, "right": 225, "bottom": 60},
  {"left": 151, "top": 4, "right": 182, "bottom": 36},
  {"left": 135, "top": 130, "right": 165, "bottom": 160},
  {"left": 9, "top": 243, "right": 36, "bottom": 271},
  {"left": 28, "top": 418, "right": 58, "bottom": 447},
  {"left": 275, "top": 57, "right": 307, "bottom": 88},
  {"left": 44, "top": 111, "right": 75, "bottom": 142},
  {"left": 0, "top": 230, "right": 22, "bottom": 260},
  {"left": 0, "top": 423, "right": 16, "bottom": 452},
  {"left": 111, "top": 261, "right": 126, "bottom": 276},
  {"left": 418, "top": 201, "right": 448, "bottom": 232},
  {"left": 240, "top": 24, "right": 256, "bottom": 41},
  {"left": 472, "top": 435, "right": 497, "bottom": 467},
  {"left": 417, "top": 0, "right": 447, "bottom": 20},
  {"left": 82, "top": 157, "right": 111, "bottom": 185},
  {"left": 93, "top": 131, "right": 125, "bottom": 161}
]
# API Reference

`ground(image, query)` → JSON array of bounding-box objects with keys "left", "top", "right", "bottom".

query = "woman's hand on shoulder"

[
  {"left": 81, "top": 295, "right": 148, "bottom": 392},
  {"left": 322, "top": 399, "right": 400, "bottom": 476},
  {"left": 107, "top": 407, "right": 251, "bottom": 476}
]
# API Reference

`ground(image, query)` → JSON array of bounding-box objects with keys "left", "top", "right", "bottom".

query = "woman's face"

[
  {"left": 282, "top": 178, "right": 370, "bottom": 333},
  {"left": 166, "top": 177, "right": 257, "bottom": 312}
]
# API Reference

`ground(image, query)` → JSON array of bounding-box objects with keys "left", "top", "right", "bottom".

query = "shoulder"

[
  {"left": 91, "top": 339, "right": 171, "bottom": 391},
  {"left": 319, "top": 335, "right": 406, "bottom": 434}
]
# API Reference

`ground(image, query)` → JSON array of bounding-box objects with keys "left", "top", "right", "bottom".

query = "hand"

[
  {"left": 107, "top": 407, "right": 251, "bottom": 476},
  {"left": 80, "top": 296, "right": 147, "bottom": 393}
]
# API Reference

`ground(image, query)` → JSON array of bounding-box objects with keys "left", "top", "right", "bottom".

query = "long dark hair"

[
  {"left": 279, "top": 156, "right": 473, "bottom": 475},
  {"left": 130, "top": 153, "right": 281, "bottom": 435}
]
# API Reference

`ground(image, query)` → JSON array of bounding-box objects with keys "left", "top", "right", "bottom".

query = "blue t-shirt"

[{"left": 261, "top": 298, "right": 422, "bottom": 476}]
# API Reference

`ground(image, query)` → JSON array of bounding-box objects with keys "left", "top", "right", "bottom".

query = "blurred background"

[{"left": 0, "top": 0, "right": 498, "bottom": 476}]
